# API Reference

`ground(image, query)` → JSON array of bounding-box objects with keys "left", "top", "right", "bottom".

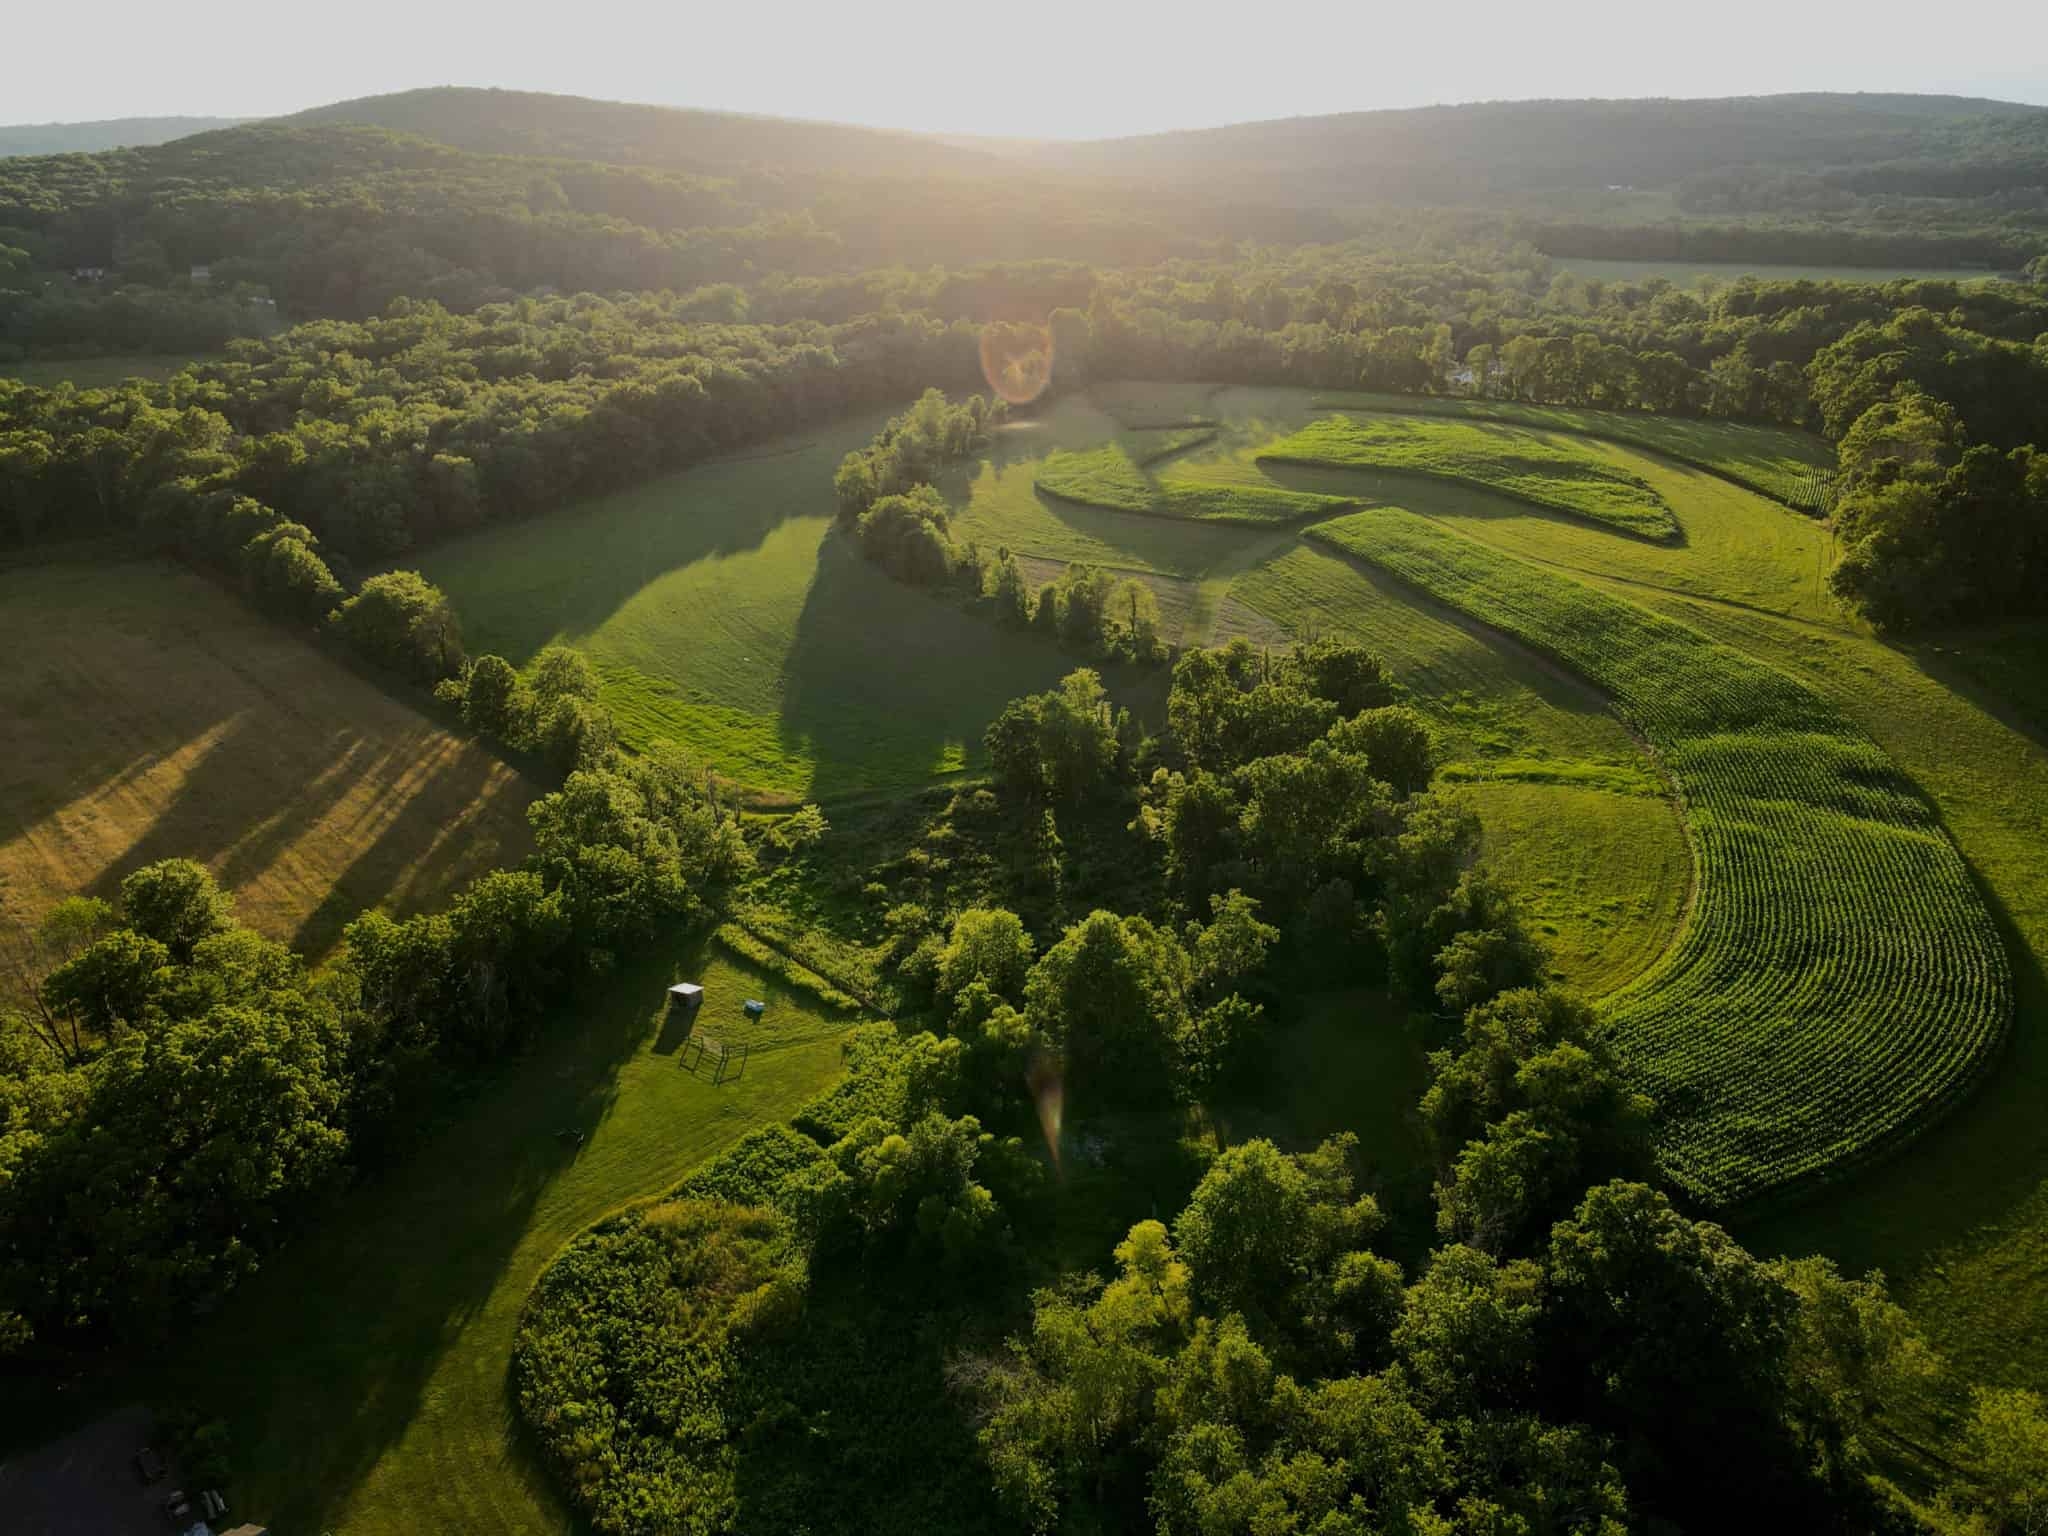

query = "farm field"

[
  {"left": 1596, "top": 591, "right": 2048, "bottom": 1389},
  {"left": 122, "top": 945, "right": 855, "bottom": 1536},
  {"left": 1316, "top": 434, "right": 1844, "bottom": 624},
  {"left": 1314, "top": 507, "right": 2010, "bottom": 1206},
  {"left": 1259, "top": 413, "right": 1682, "bottom": 540},
  {"left": 412, "top": 404, "right": 1169, "bottom": 801},
  {"left": 1308, "top": 388, "right": 1837, "bottom": 512},
  {"left": 1036, "top": 440, "right": 1357, "bottom": 525},
  {"left": 0, "top": 559, "right": 534, "bottom": 958},
  {"left": 1232, "top": 390, "right": 2048, "bottom": 1385}
]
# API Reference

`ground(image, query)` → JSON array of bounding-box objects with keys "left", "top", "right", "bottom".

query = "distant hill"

[
  {"left": 287, "top": 87, "right": 1004, "bottom": 178},
  {"left": 276, "top": 86, "right": 2048, "bottom": 221},
  {"left": 1020, "top": 93, "right": 2048, "bottom": 205},
  {"left": 0, "top": 116, "right": 245, "bottom": 158}
]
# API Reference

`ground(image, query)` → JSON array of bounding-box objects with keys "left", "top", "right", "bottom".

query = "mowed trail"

[{"left": 0, "top": 560, "right": 535, "bottom": 958}]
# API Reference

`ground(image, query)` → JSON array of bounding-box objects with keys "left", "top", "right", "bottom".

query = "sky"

[{"left": 11, "top": 0, "right": 2048, "bottom": 137}]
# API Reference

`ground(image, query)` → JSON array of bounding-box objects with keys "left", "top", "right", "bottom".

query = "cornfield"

[{"left": 1314, "top": 509, "right": 2011, "bottom": 1207}]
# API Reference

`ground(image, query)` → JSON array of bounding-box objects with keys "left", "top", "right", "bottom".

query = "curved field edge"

[
  {"left": 1307, "top": 393, "right": 1837, "bottom": 515},
  {"left": 1035, "top": 443, "right": 1357, "bottom": 526},
  {"left": 1257, "top": 415, "right": 1682, "bottom": 542},
  {"left": 1310, "top": 508, "right": 2011, "bottom": 1209}
]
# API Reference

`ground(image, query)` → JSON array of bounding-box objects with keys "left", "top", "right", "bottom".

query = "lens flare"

[
  {"left": 979, "top": 322, "right": 1054, "bottom": 405},
  {"left": 1027, "top": 1051, "right": 1064, "bottom": 1173}
]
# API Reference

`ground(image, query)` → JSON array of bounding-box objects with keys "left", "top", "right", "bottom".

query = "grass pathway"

[{"left": 142, "top": 946, "right": 851, "bottom": 1535}]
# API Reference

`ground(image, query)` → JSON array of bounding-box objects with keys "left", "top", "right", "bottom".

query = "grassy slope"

[
  {"left": 1616, "top": 596, "right": 2048, "bottom": 1392},
  {"left": 1330, "top": 440, "right": 1843, "bottom": 625},
  {"left": 1228, "top": 542, "right": 1685, "bottom": 1000},
  {"left": 952, "top": 395, "right": 1275, "bottom": 576},
  {"left": 1307, "top": 389, "right": 1836, "bottom": 514},
  {"left": 0, "top": 560, "right": 533, "bottom": 958},
  {"left": 1260, "top": 414, "right": 1682, "bottom": 541},
  {"left": 1469, "top": 780, "right": 1692, "bottom": 1000},
  {"left": 1314, "top": 508, "right": 2009, "bottom": 1207},
  {"left": 1037, "top": 442, "right": 1354, "bottom": 525},
  {"left": 412, "top": 405, "right": 1161, "bottom": 801},
  {"left": 140, "top": 945, "right": 852, "bottom": 1536},
  {"left": 1342, "top": 429, "right": 2048, "bottom": 1386}
]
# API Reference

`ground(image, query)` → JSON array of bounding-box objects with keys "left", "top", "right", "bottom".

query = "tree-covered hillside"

[{"left": 0, "top": 115, "right": 244, "bottom": 158}]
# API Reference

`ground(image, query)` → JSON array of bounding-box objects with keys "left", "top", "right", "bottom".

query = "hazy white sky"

[{"left": 13, "top": 0, "right": 2048, "bottom": 136}]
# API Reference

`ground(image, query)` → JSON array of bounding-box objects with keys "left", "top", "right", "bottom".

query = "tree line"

[{"left": 8, "top": 238, "right": 2048, "bottom": 639}]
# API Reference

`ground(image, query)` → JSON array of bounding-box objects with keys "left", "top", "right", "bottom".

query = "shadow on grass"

[
  {"left": 773, "top": 530, "right": 1172, "bottom": 803},
  {"left": 130, "top": 935, "right": 711, "bottom": 1536},
  {"left": 283, "top": 744, "right": 518, "bottom": 957},
  {"left": 1258, "top": 455, "right": 1692, "bottom": 550},
  {"left": 414, "top": 409, "right": 902, "bottom": 665}
]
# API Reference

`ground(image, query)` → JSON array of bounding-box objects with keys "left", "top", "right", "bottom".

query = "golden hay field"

[{"left": 0, "top": 560, "right": 536, "bottom": 959}]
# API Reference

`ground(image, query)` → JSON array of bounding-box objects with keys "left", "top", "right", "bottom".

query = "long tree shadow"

[
  {"left": 415, "top": 408, "right": 904, "bottom": 663},
  {"left": 774, "top": 530, "right": 1171, "bottom": 802},
  {"left": 133, "top": 933, "right": 713, "bottom": 1536},
  {"left": 284, "top": 742, "right": 532, "bottom": 956},
  {"left": 0, "top": 562, "right": 246, "bottom": 858}
]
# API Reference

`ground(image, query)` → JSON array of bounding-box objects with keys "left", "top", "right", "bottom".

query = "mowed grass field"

[
  {"left": 128, "top": 945, "right": 854, "bottom": 1536},
  {"left": 419, "top": 385, "right": 1697, "bottom": 1002},
  {"left": 0, "top": 560, "right": 534, "bottom": 958},
  {"left": 1260, "top": 414, "right": 1682, "bottom": 540},
  {"left": 1309, "top": 389, "right": 1837, "bottom": 514},
  {"left": 412, "top": 404, "right": 1169, "bottom": 801},
  {"left": 1263, "top": 399, "right": 2048, "bottom": 1389}
]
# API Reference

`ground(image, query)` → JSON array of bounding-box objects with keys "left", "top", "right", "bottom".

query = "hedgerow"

[
  {"left": 1264, "top": 416, "right": 1682, "bottom": 541},
  {"left": 1312, "top": 508, "right": 2011, "bottom": 1206}
]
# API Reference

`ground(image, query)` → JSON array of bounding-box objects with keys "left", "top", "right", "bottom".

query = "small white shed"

[{"left": 668, "top": 982, "right": 704, "bottom": 1011}]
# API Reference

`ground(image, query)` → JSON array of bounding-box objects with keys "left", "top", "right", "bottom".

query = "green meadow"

[
  {"left": 1309, "top": 390, "right": 1838, "bottom": 512},
  {"left": 413, "top": 406, "right": 1164, "bottom": 800}
]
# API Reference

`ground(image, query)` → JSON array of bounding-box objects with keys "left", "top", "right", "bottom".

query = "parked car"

[{"left": 133, "top": 1446, "right": 167, "bottom": 1483}]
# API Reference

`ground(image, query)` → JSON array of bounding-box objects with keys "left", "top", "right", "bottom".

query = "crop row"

[
  {"left": 1306, "top": 394, "right": 1837, "bottom": 517},
  {"left": 1263, "top": 415, "right": 1682, "bottom": 541},
  {"left": 1036, "top": 443, "right": 1356, "bottom": 525},
  {"left": 1312, "top": 508, "right": 2011, "bottom": 1207}
]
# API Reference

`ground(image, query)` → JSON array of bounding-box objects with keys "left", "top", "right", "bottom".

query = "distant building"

[
  {"left": 668, "top": 982, "right": 704, "bottom": 1011},
  {"left": 73, "top": 265, "right": 106, "bottom": 282},
  {"left": 189, "top": 263, "right": 212, "bottom": 284}
]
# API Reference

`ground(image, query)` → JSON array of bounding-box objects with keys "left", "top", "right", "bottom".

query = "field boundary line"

[{"left": 1307, "top": 397, "right": 1835, "bottom": 517}]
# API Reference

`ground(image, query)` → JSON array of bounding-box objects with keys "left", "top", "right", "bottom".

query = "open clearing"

[
  {"left": 118, "top": 945, "right": 854, "bottom": 1536},
  {"left": 29, "top": 378, "right": 2048, "bottom": 1536},
  {"left": 0, "top": 560, "right": 534, "bottom": 958},
  {"left": 412, "top": 404, "right": 1169, "bottom": 801}
]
